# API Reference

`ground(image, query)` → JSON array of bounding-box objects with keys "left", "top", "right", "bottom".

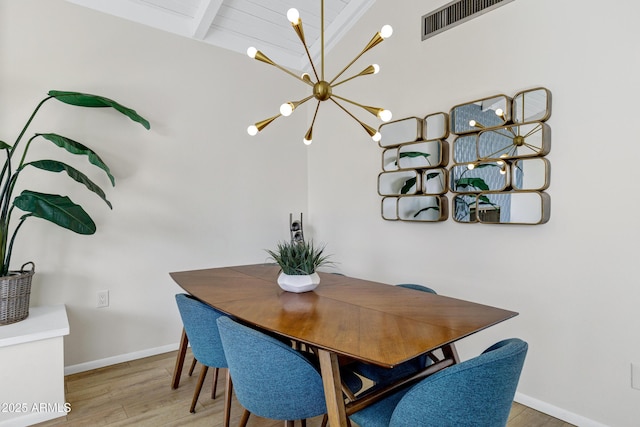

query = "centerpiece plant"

[
  {"left": 0, "top": 89, "right": 149, "bottom": 324},
  {"left": 266, "top": 240, "right": 333, "bottom": 293}
]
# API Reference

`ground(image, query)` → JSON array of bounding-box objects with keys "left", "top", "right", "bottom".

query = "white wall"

[
  {"left": 0, "top": 0, "right": 309, "bottom": 366},
  {"left": 307, "top": 0, "right": 640, "bottom": 426}
]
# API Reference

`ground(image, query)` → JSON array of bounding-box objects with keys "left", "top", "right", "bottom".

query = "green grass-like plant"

[{"left": 266, "top": 240, "right": 333, "bottom": 275}]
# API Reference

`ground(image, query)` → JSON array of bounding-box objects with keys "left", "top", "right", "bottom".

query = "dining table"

[{"left": 170, "top": 263, "right": 518, "bottom": 427}]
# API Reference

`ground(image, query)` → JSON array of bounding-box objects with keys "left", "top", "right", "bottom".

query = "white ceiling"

[{"left": 67, "top": 0, "right": 376, "bottom": 71}]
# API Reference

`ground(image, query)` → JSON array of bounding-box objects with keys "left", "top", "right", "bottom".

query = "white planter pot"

[{"left": 277, "top": 272, "right": 320, "bottom": 293}]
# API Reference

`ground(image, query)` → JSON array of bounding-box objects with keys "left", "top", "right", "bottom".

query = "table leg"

[
  {"left": 171, "top": 328, "right": 189, "bottom": 389},
  {"left": 318, "top": 349, "right": 349, "bottom": 427},
  {"left": 442, "top": 342, "right": 460, "bottom": 364}
]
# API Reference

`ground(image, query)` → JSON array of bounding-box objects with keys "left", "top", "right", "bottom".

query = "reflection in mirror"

[
  {"left": 477, "top": 122, "right": 550, "bottom": 160},
  {"left": 453, "top": 192, "right": 549, "bottom": 224},
  {"left": 450, "top": 163, "right": 509, "bottom": 193},
  {"left": 453, "top": 135, "right": 478, "bottom": 163},
  {"left": 398, "top": 196, "right": 448, "bottom": 222},
  {"left": 450, "top": 95, "right": 510, "bottom": 134},
  {"left": 398, "top": 141, "right": 448, "bottom": 169},
  {"left": 379, "top": 117, "right": 423, "bottom": 148},
  {"left": 381, "top": 197, "right": 398, "bottom": 220},
  {"left": 513, "top": 87, "right": 551, "bottom": 123},
  {"left": 424, "top": 113, "right": 449, "bottom": 140},
  {"left": 382, "top": 148, "right": 399, "bottom": 171},
  {"left": 512, "top": 158, "right": 550, "bottom": 191},
  {"left": 422, "top": 168, "right": 448, "bottom": 195},
  {"left": 378, "top": 170, "right": 420, "bottom": 196}
]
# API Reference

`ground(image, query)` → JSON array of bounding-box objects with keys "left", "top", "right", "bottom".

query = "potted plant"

[
  {"left": 266, "top": 240, "right": 333, "bottom": 293},
  {"left": 0, "top": 90, "right": 150, "bottom": 324}
]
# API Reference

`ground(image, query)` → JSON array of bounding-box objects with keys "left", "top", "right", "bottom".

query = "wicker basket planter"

[{"left": 0, "top": 262, "right": 35, "bottom": 325}]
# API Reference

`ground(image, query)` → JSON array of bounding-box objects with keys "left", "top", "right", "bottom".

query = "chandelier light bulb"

[
  {"left": 280, "top": 102, "right": 294, "bottom": 116},
  {"left": 287, "top": 8, "right": 300, "bottom": 24},
  {"left": 380, "top": 25, "right": 393, "bottom": 39},
  {"left": 247, "top": 46, "right": 257, "bottom": 59},
  {"left": 495, "top": 108, "right": 504, "bottom": 117},
  {"left": 303, "top": 137, "right": 313, "bottom": 145},
  {"left": 372, "top": 132, "right": 382, "bottom": 142},
  {"left": 372, "top": 64, "right": 380, "bottom": 74},
  {"left": 467, "top": 163, "right": 475, "bottom": 170},
  {"left": 247, "top": 125, "right": 259, "bottom": 136},
  {"left": 469, "top": 119, "right": 477, "bottom": 127},
  {"left": 378, "top": 109, "right": 392, "bottom": 122}
]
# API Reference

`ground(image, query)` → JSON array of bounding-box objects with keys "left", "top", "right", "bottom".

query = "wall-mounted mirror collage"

[{"left": 377, "top": 87, "right": 552, "bottom": 224}]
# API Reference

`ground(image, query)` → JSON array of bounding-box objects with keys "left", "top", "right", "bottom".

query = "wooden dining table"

[{"left": 170, "top": 263, "right": 518, "bottom": 427}]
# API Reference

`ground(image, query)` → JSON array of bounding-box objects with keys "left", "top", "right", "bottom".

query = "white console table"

[{"left": 0, "top": 305, "right": 69, "bottom": 426}]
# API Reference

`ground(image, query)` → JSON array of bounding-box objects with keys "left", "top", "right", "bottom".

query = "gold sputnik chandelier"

[{"left": 246, "top": 0, "right": 393, "bottom": 144}]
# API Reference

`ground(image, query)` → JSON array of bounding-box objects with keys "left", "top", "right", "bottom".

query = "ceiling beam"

[{"left": 191, "top": 0, "right": 224, "bottom": 40}]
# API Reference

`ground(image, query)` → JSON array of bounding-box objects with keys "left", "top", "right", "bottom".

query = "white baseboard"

[
  {"left": 64, "top": 343, "right": 179, "bottom": 375},
  {"left": 515, "top": 392, "right": 608, "bottom": 427}
]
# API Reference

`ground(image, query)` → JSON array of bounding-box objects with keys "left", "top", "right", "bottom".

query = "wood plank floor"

[{"left": 35, "top": 350, "right": 574, "bottom": 427}]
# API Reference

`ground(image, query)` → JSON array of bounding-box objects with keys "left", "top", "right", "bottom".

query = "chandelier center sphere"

[{"left": 313, "top": 81, "right": 332, "bottom": 101}]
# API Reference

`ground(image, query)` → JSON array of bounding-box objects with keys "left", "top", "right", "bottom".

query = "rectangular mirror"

[
  {"left": 381, "top": 197, "right": 399, "bottom": 220},
  {"left": 513, "top": 87, "right": 552, "bottom": 123},
  {"left": 382, "top": 148, "right": 399, "bottom": 171},
  {"left": 450, "top": 162, "right": 509, "bottom": 193},
  {"left": 422, "top": 168, "right": 448, "bottom": 195},
  {"left": 398, "top": 141, "right": 448, "bottom": 169},
  {"left": 453, "top": 192, "right": 550, "bottom": 224},
  {"left": 398, "top": 196, "right": 448, "bottom": 222},
  {"left": 379, "top": 117, "right": 423, "bottom": 148},
  {"left": 449, "top": 94, "right": 510, "bottom": 134},
  {"left": 512, "top": 158, "right": 550, "bottom": 191},
  {"left": 453, "top": 134, "right": 478, "bottom": 164},
  {"left": 378, "top": 170, "right": 420, "bottom": 196},
  {"left": 423, "top": 112, "right": 449, "bottom": 140}
]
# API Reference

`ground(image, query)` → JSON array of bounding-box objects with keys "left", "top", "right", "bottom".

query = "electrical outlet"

[
  {"left": 632, "top": 363, "right": 640, "bottom": 390},
  {"left": 97, "top": 290, "right": 109, "bottom": 308}
]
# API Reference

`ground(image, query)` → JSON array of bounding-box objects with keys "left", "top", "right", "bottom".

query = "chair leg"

[
  {"left": 190, "top": 365, "right": 209, "bottom": 413},
  {"left": 239, "top": 409, "right": 251, "bottom": 427},
  {"left": 301, "top": 420, "right": 307, "bottom": 427},
  {"left": 320, "top": 414, "right": 328, "bottom": 427},
  {"left": 223, "top": 370, "right": 232, "bottom": 427},
  {"left": 188, "top": 357, "right": 197, "bottom": 376},
  {"left": 211, "top": 367, "right": 219, "bottom": 399},
  {"left": 171, "top": 328, "right": 189, "bottom": 389}
]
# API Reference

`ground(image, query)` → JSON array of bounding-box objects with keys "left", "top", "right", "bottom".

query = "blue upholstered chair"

[
  {"left": 217, "top": 316, "right": 362, "bottom": 427},
  {"left": 351, "top": 284, "right": 438, "bottom": 387},
  {"left": 175, "top": 294, "right": 232, "bottom": 425},
  {"left": 349, "top": 338, "right": 528, "bottom": 427}
]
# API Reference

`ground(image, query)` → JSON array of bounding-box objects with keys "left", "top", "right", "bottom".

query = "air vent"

[{"left": 422, "top": 0, "right": 515, "bottom": 40}]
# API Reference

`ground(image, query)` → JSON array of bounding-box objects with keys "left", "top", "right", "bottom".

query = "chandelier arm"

[
  {"left": 329, "top": 98, "right": 378, "bottom": 138},
  {"left": 290, "top": 20, "right": 320, "bottom": 82},
  {"left": 332, "top": 65, "right": 377, "bottom": 88},
  {"left": 254, "top": 51, "right": 314, "bottom": 87},
  {"left": 254, "top": 113, "right": 282, "bottom": 132},
  {"left": 331, "top": 94, "right": 383, "bottom": 118},
  {"left": 292, "top": 95, "right": 315, "bottom": 110},
  {"left": 328, "top": 32, "right": 385, "bottom": 85}
]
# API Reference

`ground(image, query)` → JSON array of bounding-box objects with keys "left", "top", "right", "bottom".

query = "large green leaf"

[
  {"left": 48, "top": 90, "right": 151, "bottom": 130},
  {"left": 401, "top": 177, "right": 417, "bottom": 194},
  {"left": 37, "top": 133, "right": 115, "bottom": 186},
  {"left": 25, "top": 160, "right": 112, "bottom": 209},
  {"left": 13, "top": 190, "right": 96, "bottom": 235},
  {"left": 0, "top": 140, "right": 11, "bottom": 150},
  {"left": 399, "top": 151, "right": 431, "bottom": 160},
  {"left": 455, "top": 177, "right": 490, "bottom": 191}
]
